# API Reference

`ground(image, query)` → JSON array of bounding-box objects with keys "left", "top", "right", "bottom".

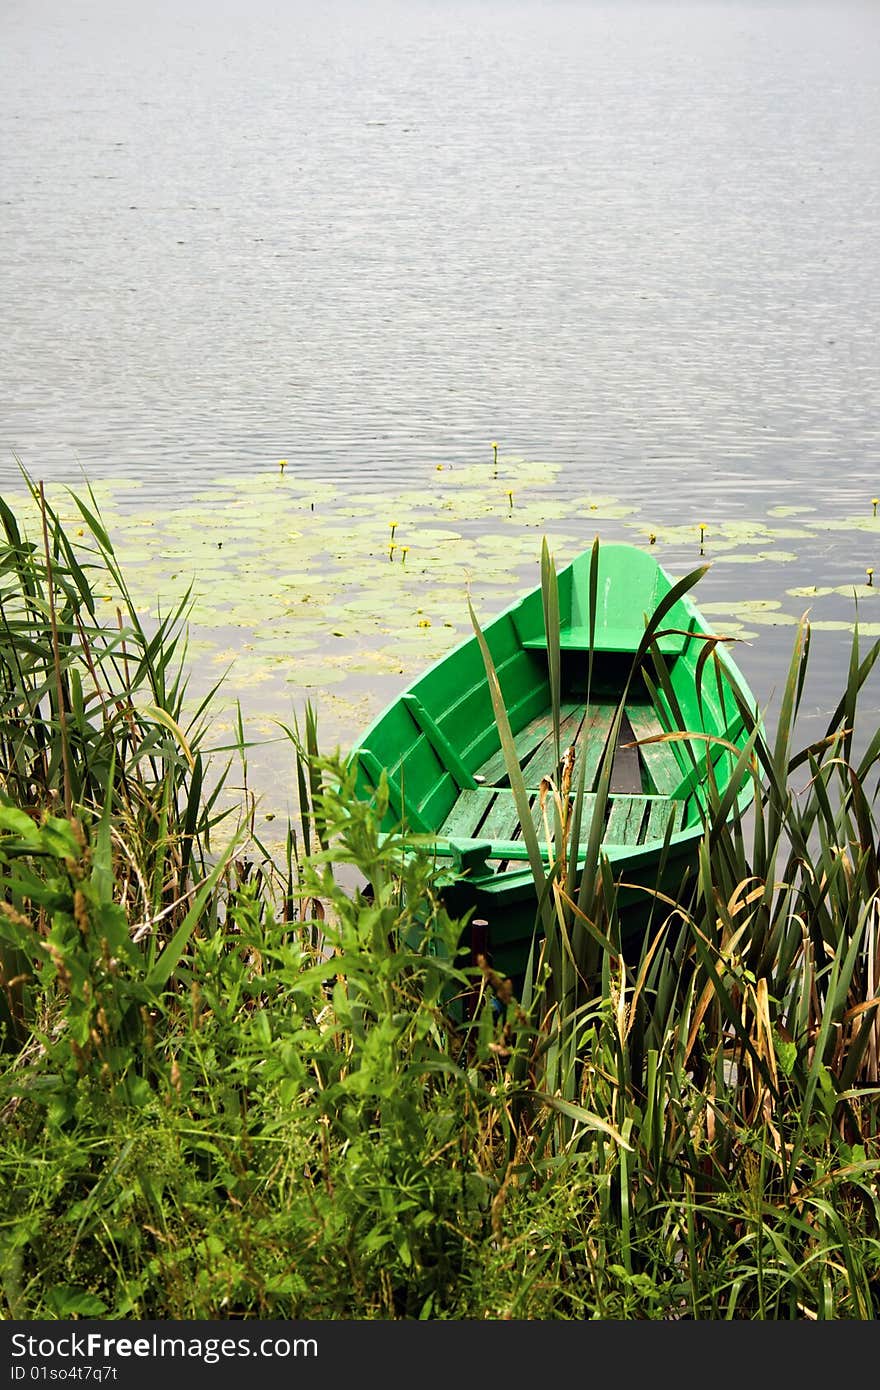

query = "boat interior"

[{"left": 354, "top": 546, "right": 749, "bottom": 874}]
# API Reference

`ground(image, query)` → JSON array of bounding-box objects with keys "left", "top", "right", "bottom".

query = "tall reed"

[
  {"left": 2, "top": 497, "right": 878, "bottom": 1319},
  {"left": 467, "top": 538, "right": 880, "bottom": 1316},
  {"left": 0, "top": 476, "right": 237, "bottom": 1044}
]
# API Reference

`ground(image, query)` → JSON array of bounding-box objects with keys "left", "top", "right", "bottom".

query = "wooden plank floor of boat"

[
  {"left": 472, "top": 700, "right": 674, "bottom": 797},
  {"left": 440, "top": 786, "right": 687, "bottom": 855},
  {"left": 441, "top": 700, "right": 687, "bottom": 856}
]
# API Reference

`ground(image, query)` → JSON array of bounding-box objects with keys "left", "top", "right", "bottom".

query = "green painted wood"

[
  {"left": 669, "top": 714, "right": 747, "bottom": 802},
  {"left": 418, "top": 774, "right": 459, "bottom": 831},
  {"left": 440, "top": 787, "right": 496, "bottom": 839},
  {"left": 479, "top": 791, "right": 525, "bottom": 843},
  {"left": 356, "top": 704, "right": 426, "bottom": 793},
  {"left": 447, "top": 839, "right": 492, "bottom": 876},
  {"left": 603, "top": 796, "right": 630, "bottom": 844},
  {"left": 644, "top": 797, "right": 686, "bottom": 842},
  {"left": 356, "top": 749, "right": 431, "bottom": 833},
  {"left": 464, "top": 841, "right": 532, "bottom": 863},
  {"left": 576, "top": 703, "right": 618, "bottom": 788},
  {"left": 521, "top": 625, "right": 687, "bottom": 655},
  {"left": 620, "top": 800, "right": 647, "bottom": 839},
  {"left": 352, "top": 541, "right": 764, "bottom": 983},
  {"left": 604, "top": 795, "right": 649, "bottom": 846},
  {"left": 430, "top": 794, "right": 685, "bottom": 864},
  {"left": 475, "top": 701, "right": 577, "bottom": 786},
  {"left": 420, "top": 640, "right": 540, "bottom": 774},
  {"left": 402, "top": 693, "right": 477, "bottom": 789},
  {"left": 571, "top": 794, "right": 600, "bottom": 846},
  {"left": 520, "top": 705, "right": 584, "bottom": 786},
  {"left": 626, "top": 704, "right": 683, "bottom": 795},
  {"left": 398, "top": 736, "right": 448, "bottom": 805},
  {"left": 532, "top": 792, "right": 576, "bottom": 856},
  {"left": 455, "top": 683, "right": 549, "bottom": 783},
  {"left": 528, "top": 792, "right": 548, "bottom": 840}
]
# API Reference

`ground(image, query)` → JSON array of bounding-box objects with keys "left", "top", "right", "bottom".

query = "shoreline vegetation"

[{"left": 1, "top": 481, "right": 878, "bottom": 1320}]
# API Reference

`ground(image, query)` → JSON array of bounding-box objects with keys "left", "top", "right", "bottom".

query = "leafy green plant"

[
  {"left": 0, "top": 475, "right": 239, "bottom": 1044},
  {"left": 465, "top": 538, "right": 880, "bottom": 1316},
  {"left": 1, "top": 495, "right": 878, "bottom": 1320}
]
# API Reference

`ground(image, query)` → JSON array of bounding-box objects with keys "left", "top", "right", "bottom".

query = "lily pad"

[
  {"left": 804, "top": 516, "right": 880, "bottom": 533},
  {"left": 19, "top": 461, "right": 880, "bottom": 823},
  {"left": 713, "top": 551, "right": 799, "bottom": 565},
  {"left": 785, "top": 586, "right": 836, "bottom": 598},
  {"left": 698, "top": 599, "right": 785, "bottom": 614},
  {"left": 697, "top": 599, "right": 799, "bottom": 627},
  {"left": 285, "top": 664, "right": 348, "bottom": 688}
]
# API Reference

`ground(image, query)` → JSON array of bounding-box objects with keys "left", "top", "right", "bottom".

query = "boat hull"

[
  {"left": 439, "top": 827, "right": 704, "bottom": 984},
  {"left": 351, "top": 542, "right": 760, "bottom": 984}
]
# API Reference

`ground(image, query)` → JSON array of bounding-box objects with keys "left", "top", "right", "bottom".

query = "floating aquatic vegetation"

[
  {"left": 630, "top": 519, "right": 812, "bottom": 553},
  {"left": 713, "top": 550, "right": 799, "bottom": 565},
  {"left": 697, "top": 598, "right": 801, "bottom": 627},
  {"left": 803, "top": 515, "right": 880, "bottom": 533},
  {"left": 220, "top": 663, "right": 280, "bottom": 689},
  {"left": 767, "top": 504, "right": 817, "bottom": 517},
  {"left": 284, "top": 663, "right": 349, "bottom": 688},
  {"left": 571, "top": 495, "right": 639, "bottom": 520},
  {"left": 699, "top": 599, "right": 786, "bottom": 615},
  {"left": 10, "top": 454, "right": 877, "bottom": 813},
  {"left": 809, "top": 620, "right": 863, "bottom": 632},
  {"left": 439, "top": 456, "right": 561, "bottom": 489},
  {"left": 249, "top": 634, "right": 323, "bottom": 656},
  {"left": 787, "top": 583, "right": 879, "bottom": 599}
]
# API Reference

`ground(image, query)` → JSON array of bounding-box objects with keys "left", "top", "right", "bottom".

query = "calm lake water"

[{"left": 2, "top": 0, "right": 879, "bottom": 821}]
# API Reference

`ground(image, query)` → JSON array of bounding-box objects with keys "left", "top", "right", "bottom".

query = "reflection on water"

[{"left": 2, "top": 0, "right": 879, "bottom": 822}]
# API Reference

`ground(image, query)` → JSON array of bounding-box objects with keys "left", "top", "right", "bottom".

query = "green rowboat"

[{"left": 352, "top": 542, "right": 760, "bottom": 982}]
